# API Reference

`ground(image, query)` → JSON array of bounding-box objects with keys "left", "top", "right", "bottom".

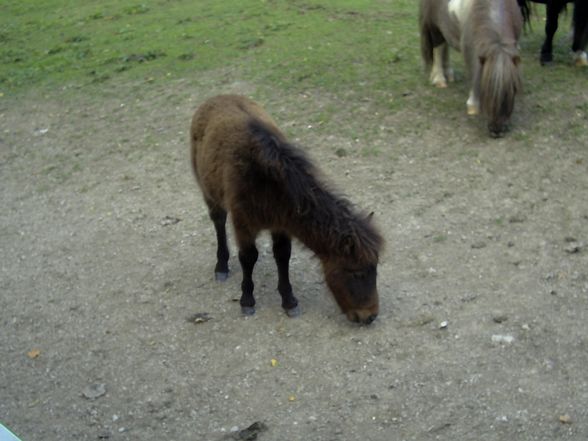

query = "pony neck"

[{"left": 285, "top": 184, "right": 379, "bottom": 265}]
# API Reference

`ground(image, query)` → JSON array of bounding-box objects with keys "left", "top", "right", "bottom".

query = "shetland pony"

[
  {"left": 420, "top": 0, "right": 523, "bottom": 137},
  {"left": 517, "top": 0, "right": 588, "bottom": 65},
  {"left": 190, "top": 95, "right": 383, "bottom": 324}
]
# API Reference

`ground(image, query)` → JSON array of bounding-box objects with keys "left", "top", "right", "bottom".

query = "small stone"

[
  {"left": 509, "top": 214, "right": 526, "bottom": 223},
  {"left": 161, "top": 215, "right": 181, "bottom": 226},
  {"left": 230, "top": 422, "right": 268, "bottom": 441},
  {"left": 491, "top": 334, "right": 514, "bottom": 344},
  {"left": 82, "top": 383, "right": 106, "bottom": 400},
  {"left": 188, "top": 312, "right": 212, "bottom": 324},
  {"left": 564, "top": 242, "right": 584, "bottom": 254},
  {"left": 559, "top": 414, "right": 572, "bottom": 424},
  {"left": 493, "top": 315, "right": 508, "bottom": 324},
  {"left": 471, "top": 241, "right": 486, "bottom": 249},
  {"left": 439, "top": 321, "right": 448, "bottom": 329}
]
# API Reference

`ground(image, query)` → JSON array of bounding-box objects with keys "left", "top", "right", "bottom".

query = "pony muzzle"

[{"left": 346, "top": 309, "right": 378, "bottom": 325}]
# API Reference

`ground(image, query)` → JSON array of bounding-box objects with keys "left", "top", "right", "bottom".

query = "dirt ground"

[{"left": 1, "top": 67, "right": 588, "bottom": 441}]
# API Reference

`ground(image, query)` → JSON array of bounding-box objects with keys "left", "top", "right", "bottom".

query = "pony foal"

[
  {"left": 420, "top": 0, "right": 524, "bottom": 137},
  {"left": 190, "top": 95, "right": 383, "bottom": 324}
]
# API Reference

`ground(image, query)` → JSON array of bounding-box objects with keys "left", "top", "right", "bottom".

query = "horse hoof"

[
  {"left": 467, "top": 105, "right": 479, "bottom": 116},
  {"left": 575, "top": 52, "right": 588, "bottom": 67},
  {"left": 540, "top": 54, "right": 553, "bottom": 66},
  {"left": 434, "top": 81, "right": 448, "bottom": 89},
  {"left": 285, "top": 305, "right": 301, "bottom": 318},
  {"left": 241, "top": 306, "right": 256, "bottom": 316},
  {"left": 215, "top": 272, "right": 229, "bottom": 282}
]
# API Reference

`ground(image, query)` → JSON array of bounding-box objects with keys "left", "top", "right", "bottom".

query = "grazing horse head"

[
  {"left": 323, "top": 262, "right": 379, "bottom": 324},
  {"left": 478, "top": 41, "right": 522, "bottom": 137},
  {"left": 319, "top": 213, "right": 382, "bottom": 324}
]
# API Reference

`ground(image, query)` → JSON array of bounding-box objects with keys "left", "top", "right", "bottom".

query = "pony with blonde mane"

[{"left": 420, "top": 0, "right": 524, "bottom": 137}]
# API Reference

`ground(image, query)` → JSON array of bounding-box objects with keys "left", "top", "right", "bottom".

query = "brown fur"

[{"left": 190, "top": 95, "right": 384, "bottom": 323}]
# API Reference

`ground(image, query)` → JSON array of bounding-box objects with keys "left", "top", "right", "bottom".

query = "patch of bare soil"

[{"left": 1, "top": 72, "right": 587, "bottom": 441}]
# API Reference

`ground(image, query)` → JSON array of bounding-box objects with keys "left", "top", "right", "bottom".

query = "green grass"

[{"left": 0, "top": 0, "right": 421, "bottom": 98}]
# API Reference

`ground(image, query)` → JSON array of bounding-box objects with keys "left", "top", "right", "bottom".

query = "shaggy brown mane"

[{"left": 248, "top": 119, "right": 383, "bottom": 265}]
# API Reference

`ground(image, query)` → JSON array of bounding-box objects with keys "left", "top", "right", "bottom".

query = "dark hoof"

[
  {"left": 540, "top": 54, "right": 553, "bottom": 66},
  {"left": 285, "top": 305, "right": 301, "bottom": 318},
  {"left": 215, "top": 272, "right": 229, "bottom": 282},
  {"left": 241, "top": 306, "right": 256, "bottom": 316}
]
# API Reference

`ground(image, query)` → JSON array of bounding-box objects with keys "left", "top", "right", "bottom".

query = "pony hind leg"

[
  {"left": 207, "top": 201, "right": 230, "bottom": 281},
  {"left": 234, "top": 219, "right": 259, "bottom": 315},
  {"left": 272, "top": 232, "right": 300, "bottom": 317},
  {"left": 237, "top": 241, "right": 259, "bottom": 315},
  {"left": 431, "top": 44, "right": 450, "bottom": 88}
]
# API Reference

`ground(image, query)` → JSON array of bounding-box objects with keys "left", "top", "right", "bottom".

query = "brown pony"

[
  {"left": 190, "top": 95, "right": 383, "bottom": 324},
  {"left": 420, "top": 0, "right": 523, "bottom": 137}
]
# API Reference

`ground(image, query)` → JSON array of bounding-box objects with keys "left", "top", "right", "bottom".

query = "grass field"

[
  {"left": 1, "top": 0, "right": 420, "bottom": 96},
  {"left": 2, "top": 1, "right": 586, "bottom": 115}
]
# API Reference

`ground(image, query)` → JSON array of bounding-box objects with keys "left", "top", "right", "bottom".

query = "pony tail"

[
  {"left": 479, "top": 46, "right": 522, "bottom": 120},
  {"left": 248, "top": 119, "right": 315, "bottom": 213}
]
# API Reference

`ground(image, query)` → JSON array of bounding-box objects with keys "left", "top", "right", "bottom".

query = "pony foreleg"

[
  {"left": 272, "top": 232, "right": 300, "bottom": 317},
  {"left": 467, "top": 90, "right": 480, "bottom": 116},
  {"left": 441, "top": 44, "right": 454, "bottom": 83},
  {"left": 431, "top": 45, "right": 450, "bottom": 88},
  {"left": 540, "top": 2, "right": 565, "bottom": 65}
]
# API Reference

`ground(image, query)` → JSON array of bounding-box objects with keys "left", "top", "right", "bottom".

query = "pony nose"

[
  {"left": 364, "top": 313, "right": 378, "bottom": 325},
  {"left": 347, "top": 310, "right": 378, "bottom": 324}
]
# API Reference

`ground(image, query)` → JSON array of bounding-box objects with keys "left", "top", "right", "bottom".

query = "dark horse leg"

[
  {"left": 238, "top": 242, "right": 258, "bottom": 315},
  {"left": 234, "top": 219, "right": 259, "bottom": 315},
  {"left": 272, "top": 232, "right": 300, "bottom": 317},
  {"left": 541, "top": 1, "right": 567, "bottom": 65},
  {"left": 572, "top": 0, "right": 588, "bottom": 65},
  {"left": 206, "top": 201, "right": 230, "bottom": 281}
]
